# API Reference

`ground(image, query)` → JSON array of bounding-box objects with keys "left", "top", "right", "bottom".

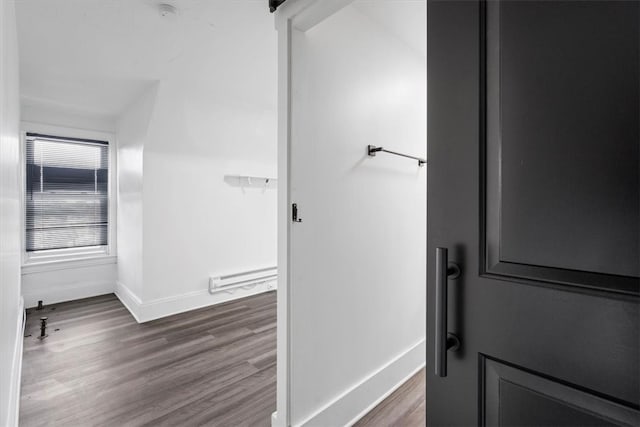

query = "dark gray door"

[{"left": 427, "top": 1, "right": 640, "bottom": 425}]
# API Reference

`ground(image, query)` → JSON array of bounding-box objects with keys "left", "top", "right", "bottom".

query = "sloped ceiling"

[
  {"left": 352, "top": 0, "right": 426, "bottom": 58},
  {"left": 15, "top": 0, "right": 277, "bottom": 122},
  {"left": 16, "top": 0, "right": 424, "bottom": 125}
]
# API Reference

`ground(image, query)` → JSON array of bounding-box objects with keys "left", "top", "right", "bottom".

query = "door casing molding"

[{"left": 272, "top": 1, "right": 355, "bottom": 426}]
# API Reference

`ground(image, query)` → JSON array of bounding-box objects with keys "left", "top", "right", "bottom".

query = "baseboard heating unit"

[{"left": 209, "top": 266, "right": 277, "bottom": 294}]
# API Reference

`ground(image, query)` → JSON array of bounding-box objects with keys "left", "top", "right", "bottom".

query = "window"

[{"left": 25, "top": 133, "right": 109, "bottom": 255}]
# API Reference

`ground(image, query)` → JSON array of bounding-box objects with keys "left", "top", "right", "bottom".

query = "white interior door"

[{"left": 275, "top": 1, "right": 427, "bottom": 425}]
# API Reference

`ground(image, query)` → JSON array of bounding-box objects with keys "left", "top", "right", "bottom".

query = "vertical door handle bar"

[{"left": 435, "top": 247, "right": 461, "bottom": 377}]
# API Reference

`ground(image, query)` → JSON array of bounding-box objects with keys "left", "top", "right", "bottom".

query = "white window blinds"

[{"left": 25, "top": 133, "right": 109, "bottom": 252}]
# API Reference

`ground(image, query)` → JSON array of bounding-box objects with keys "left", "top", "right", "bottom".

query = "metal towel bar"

[{"left": 367, "top": 145, "right": 426, "bottom": 166}]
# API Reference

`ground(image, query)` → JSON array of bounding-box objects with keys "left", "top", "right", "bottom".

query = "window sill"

[{"left": 22, "top": 255, "right": 117, "bottom": 275}]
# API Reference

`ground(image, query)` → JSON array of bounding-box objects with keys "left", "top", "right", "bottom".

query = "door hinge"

[{"left": 292, "top": 203, "right": 302, "bottom": 223}]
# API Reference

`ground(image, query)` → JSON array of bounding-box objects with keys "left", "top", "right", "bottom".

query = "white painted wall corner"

[{"left": 114, "top": 281, "right": 144, "bottom": 323}]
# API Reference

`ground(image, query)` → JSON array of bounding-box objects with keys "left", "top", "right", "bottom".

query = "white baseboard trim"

[
  {"left": 297, "top": 338, "right": 426, "bottom": 427},
  {"left": 345, "top": 348, "right": 425, "bottom": 427},
  {"left": 6, "top": 297, "right": 25, "bottom": 427},
  {"left": 114, "top": 281, "right": 144, "bottom": 323},
  {"left": 22, "top": 280, "right": 115, "bottom": 309},
  {"left": 116, "top": 280, "right": 277, "bottom": 323}
]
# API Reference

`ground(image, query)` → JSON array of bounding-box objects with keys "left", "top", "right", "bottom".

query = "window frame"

[{"left": 21, "top": 122, "right": 117, "bottom": 266}]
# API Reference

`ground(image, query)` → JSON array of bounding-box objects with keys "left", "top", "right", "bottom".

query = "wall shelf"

[{"left": 224, "top": 175, "right": 277, "bottom": 189}]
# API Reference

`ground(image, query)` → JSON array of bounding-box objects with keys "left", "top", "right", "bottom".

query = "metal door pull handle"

[{"left": 435, "top": 247, "right": 461, "bottom": 377}]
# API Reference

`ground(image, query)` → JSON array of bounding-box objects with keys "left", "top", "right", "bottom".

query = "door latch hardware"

[{"left": 292, "top": 203, "right": 302, "bottom": 223}]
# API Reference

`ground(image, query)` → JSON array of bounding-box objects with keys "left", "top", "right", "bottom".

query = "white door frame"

[{"left": 273, "top": 1, "right": 355, "bottom": 426}]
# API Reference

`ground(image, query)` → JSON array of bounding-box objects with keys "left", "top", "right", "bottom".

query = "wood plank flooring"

[
  {"left": 355, "top": 369, "right": 426, "bottom": 427},
  {"left": 20, "top": 292, "right": 425, "bottom": 426},
  {"left": 20, "top": 293, "right": 277, "bottom": 427}
]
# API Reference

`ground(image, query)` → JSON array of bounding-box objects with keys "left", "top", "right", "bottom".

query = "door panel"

[
  {"left": 484, "top": 0, "right": 640, "bottom": 293},
  {"left": 427, "top": 1, "right": 640, "bottom": 425},
  {"left": 482, "top": 357, "right": 640, "bottom": 426}
]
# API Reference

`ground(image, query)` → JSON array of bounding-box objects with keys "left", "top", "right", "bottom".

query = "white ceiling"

[
  {"left": 15, "top": 0, "right": 425, "bottom": 124},
  {"left": 15, "top": 0, "right": 277, "bottom": 122},
  {"left": 353, "top": 0, "right": 426, "bottom": 58}
]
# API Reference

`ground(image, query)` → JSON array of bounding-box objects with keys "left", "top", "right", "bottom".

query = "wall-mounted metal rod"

[{"left": 367, "top": 145, "right": 426, "bottom": 166}]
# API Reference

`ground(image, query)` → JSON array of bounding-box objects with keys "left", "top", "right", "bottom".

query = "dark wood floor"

[{"left": 20, "top": 292, "right": 425, "bottom": 426}]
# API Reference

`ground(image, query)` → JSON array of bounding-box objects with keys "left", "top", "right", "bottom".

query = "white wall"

[
  {"left": 115, "top": 6, "right": 278, "bottom": 321},
  {"left": 21, "top": 259, "right": 117, "bottom": 309},
  {"left": 20, "top": 102, "right": 115, "bottom": 133},
  {"left": 0, "top": 0, "right": 23, "bottom": 424},
  {"left": 142, "top": 80, "right": 277, "bottom": 303},
  {"left": 285, "top": 4, "right": 426, "bottom": 425},
  {"left": 116, "top": 85, "right": 157, "bottom": 302}
]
